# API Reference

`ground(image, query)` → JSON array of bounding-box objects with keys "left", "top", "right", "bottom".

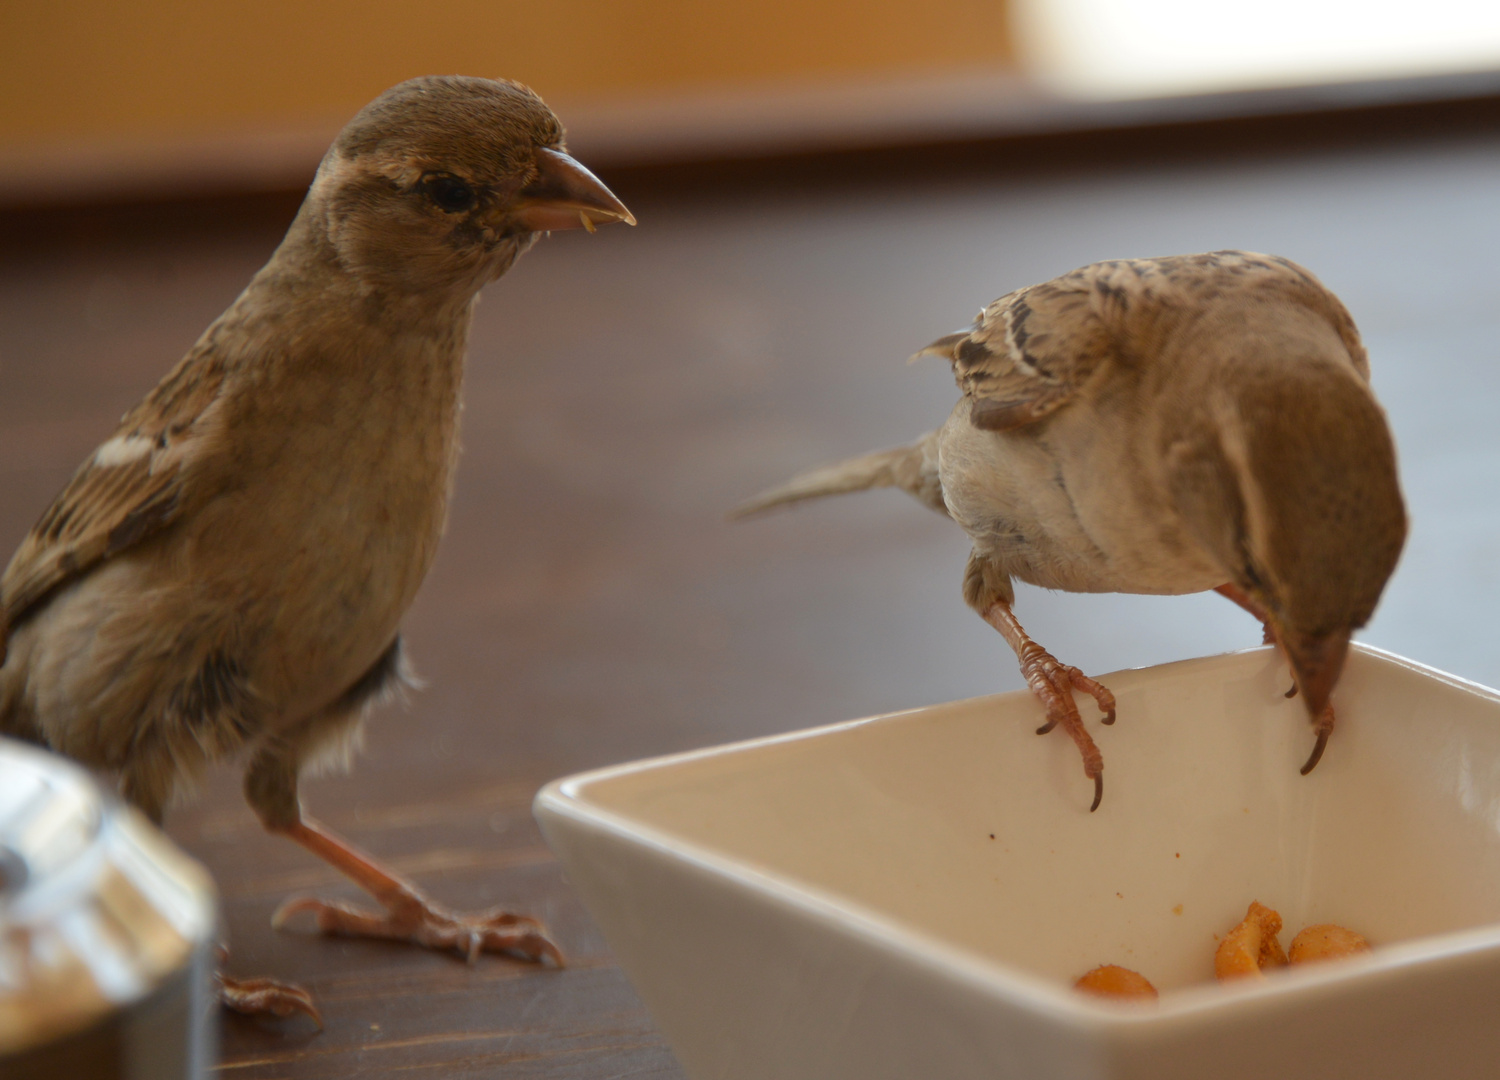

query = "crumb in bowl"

[
  {"left": 1289, "top": 923, "right": 1371, "bottom": 964},
  {"left": 1075, "top": 964, "right": 1159, "bottom": 999},
  {"left": 1215, "top": 901, "right": 1289, "bottom": 980},
  {"left": 1073, "top": 902, "right": 1370, "bottom": 998}
]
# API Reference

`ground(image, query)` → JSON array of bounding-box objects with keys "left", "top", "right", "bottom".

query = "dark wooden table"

[{"left": 3, "top": 102, "right": 1500, "bottom": 1077}]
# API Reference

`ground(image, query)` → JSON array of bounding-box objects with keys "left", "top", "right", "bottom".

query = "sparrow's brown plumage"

[
  {"left": 737, "top": 251, "right": 1406, "bottom": 810},
  {"left": 0, "top": 75, "right": 634, "bottom": 1020}
]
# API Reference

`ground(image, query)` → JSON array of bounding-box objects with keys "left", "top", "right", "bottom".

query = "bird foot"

[
  {"left": 218, "top": 971, "right": 323, "bottom": 1028},
  {"left": 1214, "top": 583, "right": 1341, "bottom": 773},
  {"left": 981, "top": 600, "right": 1117, "bottom": 811},
  {"left": 1015, "top": 645, "right": 1117, "bottom": 811},
  {"left": 272, "top": 884, "right": 564, "bottom": 966},
  {"left": 1301, "top": 704, "right": 1336, "bottom": 775}
]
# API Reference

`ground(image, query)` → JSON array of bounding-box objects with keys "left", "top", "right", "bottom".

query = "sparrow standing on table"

[
  {"left": 736, "top": 251, "right": 1406, "bottom": 810},
  {"left": 0, "top": 75, "right": 635, "bottom": 1019}
]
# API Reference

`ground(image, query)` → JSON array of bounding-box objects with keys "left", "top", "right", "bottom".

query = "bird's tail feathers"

[{"left": 730, "top": 431, "right": 946, "bottom": 519}]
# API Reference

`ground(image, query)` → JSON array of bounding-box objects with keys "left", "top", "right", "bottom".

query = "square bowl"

[{"left": 534, "top": 645, "right": 1500, "bottom": 1080}]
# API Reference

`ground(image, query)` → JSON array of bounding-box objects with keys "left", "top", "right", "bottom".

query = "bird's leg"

[
  {"left": 1214, "top": 583, "right": 1335, "bottom": 772},
  {"left": 1216, "top": 583, "right": 1296, "bottom": 695},
  {"left": 270, "top": 816, "right": 563, "bottom": 966},
  {"left": 980, "top": 600, "right": 1117, "bottom": 811},
  {"left": 1214, "top": 583, "right": 1277, "bottom": 647}
]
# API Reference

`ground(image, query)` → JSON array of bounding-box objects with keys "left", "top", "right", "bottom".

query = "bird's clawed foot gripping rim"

[{"left": 982, "top": 601, "right": 1118, "bottom": 812}]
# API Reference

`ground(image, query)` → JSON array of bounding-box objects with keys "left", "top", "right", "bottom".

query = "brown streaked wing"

[
  {"left": 947, "top": 262, "right": 1123, "bottom": 432},
  {"left": 0, "top": 353, "right": 226, "bottom": 645}
]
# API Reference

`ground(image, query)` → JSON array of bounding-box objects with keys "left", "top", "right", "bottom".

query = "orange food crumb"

[
  {"left": 1289, "top": 924, "right": 1370, "bottom": 965},
  {"left": 1214, "top": 901, "right": 1288, "bottom": 981},
  {"left": 1075, "top": 964, "right": 1158, "bottom": 999}
]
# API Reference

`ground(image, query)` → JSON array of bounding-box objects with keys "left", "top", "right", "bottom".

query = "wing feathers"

[
  {"left": 925, "top": 251, "right": 1367, "bottom": 434},
  {"left": 0, "top": 353, "right": 226, "bottom": 639}
]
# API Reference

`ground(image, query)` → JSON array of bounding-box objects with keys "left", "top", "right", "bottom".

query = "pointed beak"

[
  {"left": 1283, "top": 627, "right": 1351, "bottom": 719},
  {"left": 509, "top": 147, "right": 636, "bottom": 234}
]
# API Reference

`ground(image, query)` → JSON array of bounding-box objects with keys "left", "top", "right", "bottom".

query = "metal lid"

[{"left": 0, "top": 738, "right": 218, "bottom": 1058}]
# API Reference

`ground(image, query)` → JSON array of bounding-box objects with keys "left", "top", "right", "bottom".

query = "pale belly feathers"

[{"left": 936, "top": 406, "right": 1226, "bottom": 596}]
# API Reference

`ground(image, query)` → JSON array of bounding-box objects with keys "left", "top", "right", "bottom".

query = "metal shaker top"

[{"left": 0, "top": 737, "right": 217, "bottom": 1060}]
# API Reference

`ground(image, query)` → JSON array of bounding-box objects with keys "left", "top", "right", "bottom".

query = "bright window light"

[{"left": 1011, "top": 0, "right": 1500, "bottom": 98}]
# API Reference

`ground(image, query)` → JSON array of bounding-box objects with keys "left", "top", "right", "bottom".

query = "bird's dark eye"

[{"left": 420, "top": 173, "right": 477, "bottom": 213}]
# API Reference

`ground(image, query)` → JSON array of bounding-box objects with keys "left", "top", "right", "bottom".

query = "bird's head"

[
  {"left": 1165, "top": 332, "right": 1407, "bottom": 723},
  {"left": 299, "top": 75, "right": 634, "bottom": 295}
]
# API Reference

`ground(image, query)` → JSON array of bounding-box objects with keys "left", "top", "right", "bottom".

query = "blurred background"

[
  {"left": 3, "top": 3, "right": 1500, "bottom": 1078},
  {"left": 5, "top": 0, "right": 1500, "bottom": 202}
]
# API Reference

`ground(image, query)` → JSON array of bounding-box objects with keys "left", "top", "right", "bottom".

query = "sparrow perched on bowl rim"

[{"left": 736, "top": 250, "right": 1406, "bottom": 812}]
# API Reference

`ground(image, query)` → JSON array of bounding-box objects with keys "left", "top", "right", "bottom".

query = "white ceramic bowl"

[{"left": 535, "top": 645, "right": 1500, "bottom": 1080}]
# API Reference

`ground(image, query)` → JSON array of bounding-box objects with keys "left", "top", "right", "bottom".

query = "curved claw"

[
  {"left": 1300, "top": 705, "right": 1336, "bottom": 775},
  {"left": 1301, "top": 727, "right": 1330, "bottom": 775},
  {"left": 1069, "top": 667, "right": 1116, "bottom": 725},
  {"left": 510, "top": 927, "right": 565, "bottom": 967},
  {"left": 271, "top": 895, "right": 325, "bottom": 929},
  {"left": 980, "top": 600, "right": 1116, "bottom": 812},
  {"left": 1018, "top": 650, "right": 1109, "bottom": 809},
  {"left": 218, "top": 972, "right": 323, "bottom": 1029}
]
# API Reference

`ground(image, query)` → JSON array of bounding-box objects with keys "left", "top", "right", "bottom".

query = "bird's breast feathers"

[{"left": 10, "top": 323, "right": 468, "bottom": 731}]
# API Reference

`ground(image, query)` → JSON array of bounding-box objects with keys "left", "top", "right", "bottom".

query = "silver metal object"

[{"left": 0, "top": 737, "right": 217, "bottom": 1079}]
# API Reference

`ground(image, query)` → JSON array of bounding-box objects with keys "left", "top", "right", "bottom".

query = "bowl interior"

[{"left": 569, "top": 646, "right": 1500, "bottom": 993}]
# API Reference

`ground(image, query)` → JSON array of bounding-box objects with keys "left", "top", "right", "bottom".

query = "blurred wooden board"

[
  {"left": 2, "top": 116, "right": 1499, "bottom": 1076},
  {"left": 3, "top": 66, "right": 1499, "bottom": 207},
  {"left": 0, "top": 0, "right": 1017, "bottom": 161}
]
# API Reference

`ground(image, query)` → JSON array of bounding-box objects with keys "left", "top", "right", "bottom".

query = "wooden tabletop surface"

[{"left": 3, "top": 106, "right": 1499, "bottom": 1077}]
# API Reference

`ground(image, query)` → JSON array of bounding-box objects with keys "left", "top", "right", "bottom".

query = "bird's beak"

[
  {"left": 509, "top": 147, "right": 636, "bottom": 233},
  {"left": 1282, "top": 627, "right": 1351, "bottom": 719}
]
